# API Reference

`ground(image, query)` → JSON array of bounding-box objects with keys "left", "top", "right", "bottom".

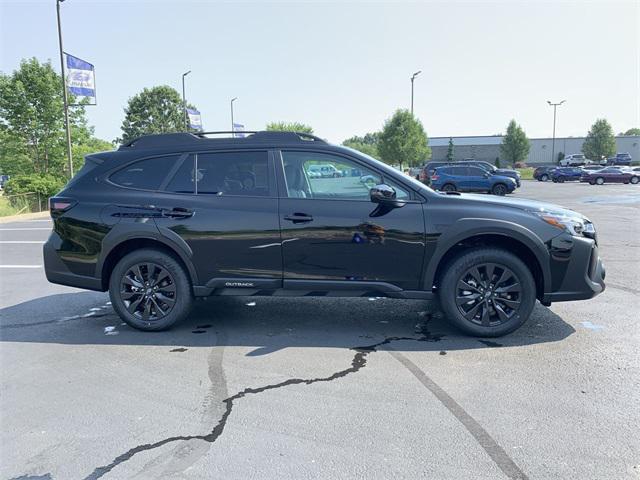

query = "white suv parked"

[{"left": 560, "top": 154, "right": 591, "bottom": 166}]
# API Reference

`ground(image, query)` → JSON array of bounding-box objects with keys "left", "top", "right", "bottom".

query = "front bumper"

[{"left": 542, "top": 235, "right": 606, "bottom": 303}]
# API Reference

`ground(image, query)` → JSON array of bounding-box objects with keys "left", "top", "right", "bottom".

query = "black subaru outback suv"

[{"left": 44, "top": 131, "right": 605, "bottom": 337}]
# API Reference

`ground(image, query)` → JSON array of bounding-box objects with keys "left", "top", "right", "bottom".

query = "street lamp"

[
  {"left": 182, "top": 70, "right": 191, "bottom": 131},
  {"left": 547, "top": 100, "right": 566, "bottom": 164},
  {"left": 230, "top": 97, "right": 238, "bottom": 137},
  {"left": 410, "top": 70, "right": 421, "bottom": 116},
  {"left": 56, "top": 0, "right": 73, "bottom": 177}
]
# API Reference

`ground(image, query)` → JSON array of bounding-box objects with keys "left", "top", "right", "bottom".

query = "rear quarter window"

[{"left": 109, "top": 155, "right": 180, "bottom": 190}]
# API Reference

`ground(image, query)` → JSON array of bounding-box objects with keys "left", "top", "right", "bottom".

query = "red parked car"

[{"left": 580, "top": 167, "right": 639, "bottom": 185}]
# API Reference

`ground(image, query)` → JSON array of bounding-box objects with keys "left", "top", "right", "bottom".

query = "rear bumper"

[
  {"left": 542, "top": 236, "right": 606, "bottom": 303},
  {"left": 43, "top": 233, "right": 104, "bottom": 291}
]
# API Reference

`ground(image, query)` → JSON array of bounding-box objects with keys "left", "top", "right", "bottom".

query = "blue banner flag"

[
  {"left": 65, "top": 53, "right": 96, "bottom": 102},
  {"left": 233, "top": 123, "right": 245, "bottom": 138},
  {"left": 187, "top": 108, "right": 203, "bottom": 131}
]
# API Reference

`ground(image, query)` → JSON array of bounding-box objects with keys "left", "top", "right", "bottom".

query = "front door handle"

[
  {"left": 284, "top": 213, "right": 313, "bottom": 224},
  {"left": 162, "top": 207, "right": 194, "bottom": 218}
]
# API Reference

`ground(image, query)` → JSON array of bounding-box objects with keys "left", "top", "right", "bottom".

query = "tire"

[
  {"left": 595, "top": 177, "right": 605, "bottom": 185},
  {"left": 491, "top": 183, "right": 507, "bottom": 196},
  {"left": 438, "top": 248, "right": 536, "bottom": 337},
  {"left": 109, "top": 248, "right": 193, "bottom": 331},
  {"left": 631, "top": 176, "right": 639, "bottom": 184},
  {"left": 589, "top": 181, "right": 595, "bottom": 185},
  {"left": 557, "top": 176, "right": 565, "bottom": 183},
  {"left": 441, "top": 183, "right": 457, "bottom": 192},
  {"left": 540, "top": 174, "right": 549, "bottom": 182}
]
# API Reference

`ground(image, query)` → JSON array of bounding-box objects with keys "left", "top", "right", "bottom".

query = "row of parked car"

[
  {"left": 413, "top": 160, "right": 521, "bottom": 196},
  {"left": 533, "top": 165, "right": 640, "bottom": 185},
  {"left": 559, "top": 152, "right": 633, "bottom": 167}
]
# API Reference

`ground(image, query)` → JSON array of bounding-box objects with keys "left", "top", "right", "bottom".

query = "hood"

[{"left": 449, "top": 193, "right": 588, "bottom": 220}]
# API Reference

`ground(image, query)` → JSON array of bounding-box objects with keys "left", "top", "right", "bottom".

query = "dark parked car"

[
  {"left": 44, "top": 131, "right": 605, "bottom": 337},
  {"left": 421, "top": 160, "right": 520, "bottom": 187},
  {"left": 551, "top": 167, "right": 584, "bottom": 183},
  {"left": 533, "top": 166, "right": 557, "bottom": 181},
  {"left": 580, "top": 166, "right": 638, "bottom": 185},
  {"left": 431, "top": 165, "right": 516, "bottom": 195},
  {"left": 607, "top": 153, "right": 632, "bottom": 166}
]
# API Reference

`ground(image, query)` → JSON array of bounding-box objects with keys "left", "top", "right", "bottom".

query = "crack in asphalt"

[{"left": 82, "top": 333, "right": 443, "bottom": 480}]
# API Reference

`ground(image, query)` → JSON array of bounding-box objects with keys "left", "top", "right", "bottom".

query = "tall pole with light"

[
  {"left": 230, "top": 97, "right": 237, "bottom": 137},
  {"left": 410, "top": 70, "right": 421, "bottom": 116},
  {"left": 547, "top": 100, "right": 566, "bottom": 164},
  {"left": 182, "top": 71, "right": 191, "bottom": 131},
  {"left": 56, "top": 0, "right": 73, "bottom": 177}
]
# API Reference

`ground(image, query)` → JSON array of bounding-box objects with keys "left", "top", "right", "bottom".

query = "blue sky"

[{"left": 1, "top": 0, "right": 638, "bottom": 143}]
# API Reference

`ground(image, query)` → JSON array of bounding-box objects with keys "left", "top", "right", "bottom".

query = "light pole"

[
  {"left": 547, "top": 100, "right": 566, "bottom": 164},
  {"left": 230, "top": 97, "right": 237, "bottom": 136},
  {"left": 56, "top": 0, "right": 73, "bottom": 177},
  {"left": 410, "top": 70, "right": 421, "bottom": 116},
  {"left": 182, "top": 70, "right": 191, "bottom": 131}
]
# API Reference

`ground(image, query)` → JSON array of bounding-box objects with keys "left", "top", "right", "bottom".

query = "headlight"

[{"left": 532, "top": 210, "right": 594, "bottom": 237}]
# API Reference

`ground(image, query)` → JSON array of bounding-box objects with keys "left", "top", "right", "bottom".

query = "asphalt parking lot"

[{"left": 1, "top": 181, "right": 639, "bottom": 480}]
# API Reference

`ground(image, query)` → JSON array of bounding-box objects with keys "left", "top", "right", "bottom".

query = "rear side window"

[
  {"left": 195, "top": 151, "right": 270, "bottom": 196},
  {"left": 110, "top": 155, "right": 179, "bottom": 190}
]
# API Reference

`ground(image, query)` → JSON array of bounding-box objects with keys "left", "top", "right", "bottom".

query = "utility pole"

[
  {"left": 410, "top": 70, "right": 421, "bottom": 115},
  {"left": 56, "top": 0, "right": 73, "bottom": 177},
  {"left": 547, "top": 100, "right": 566, "bottom": 164},
  {"left": 230, "top": 97, "right": 237, "bottom": 137},
  {"left": 182, "top": 70, "right": 191, "bottom": 131}
]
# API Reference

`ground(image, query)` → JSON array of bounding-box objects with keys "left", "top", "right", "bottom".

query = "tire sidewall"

[
  {"left": 438, "top": 248, "right": 536, "bottom": 337},
  {"left": 492, "top": 184, "right": 506, "bottom": 196},
  {"left": 109, "top": 249, "right": 193, "bottom": 331}
]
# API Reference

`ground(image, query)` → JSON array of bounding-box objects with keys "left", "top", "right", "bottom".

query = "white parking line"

[
  {"left": 0, "top": 228, "right": 51, "bottom": 231},
  {"left": 0, "top": 265, "right": 43, "bottom": 268},
  {"left": 0, "top": 241, "right": 46, "bottom": 244}
]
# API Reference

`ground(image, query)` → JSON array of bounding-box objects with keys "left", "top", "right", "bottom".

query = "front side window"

[
  {"left": 110, "top": 155, "right": 180, "bottom": 190},
  {"left": 190, "top": 151, "right": 270, "bottom": 196},
  {"left": 281, "top": 151, "right": 409, "bottom": 200}
]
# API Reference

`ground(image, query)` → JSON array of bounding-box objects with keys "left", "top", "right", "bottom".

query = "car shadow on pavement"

[{"left": 0, "top": 292, "right": 575, "bottom": 353}]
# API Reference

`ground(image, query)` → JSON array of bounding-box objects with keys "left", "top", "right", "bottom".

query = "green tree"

[
  {"left": 582, "top": 119, "right": 616, "bottom": 162},
  {"left": 265, "top": 121, "right": 313, "bottom": 133},
  {"left": 377, "top": 109, "right": 431, "bottom": 170},
  {"left": 622, "top": 127, "right": 640, "bottom": 136},
  {"left": 343, "top": 132, "right": 380, "bottom": 159},
  {"left": 119, "top": 86, "right": 198, "bottom": 143},
  {"left": 446, "top": 137, "right": 454, "bottom": 162},
  {"left": 0, "top": 57, "right": 112, "bottom": 179},
  {"left": 500, "top": 120, "right": 530, "bottom": 166}
]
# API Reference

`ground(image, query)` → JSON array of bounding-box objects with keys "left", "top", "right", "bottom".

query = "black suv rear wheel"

[
  {"left": 109, "top": 249, "right": 193, "bottom": 331},
  {"left": 439, "top": 248, "right": 536, "bottom": 337}
]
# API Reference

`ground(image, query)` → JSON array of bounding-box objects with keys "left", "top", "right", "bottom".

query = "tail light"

[
  {"left": 431, "top": 174, "right": 439, "bottom": 181},
  {"left": 49, "top": 197, "right": 77, "bottom": 213}
]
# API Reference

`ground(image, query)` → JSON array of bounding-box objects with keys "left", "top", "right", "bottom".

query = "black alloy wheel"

[
  {"left": 439, "top": 248, "right": 536, "bottom": 336},
  {"left": 442, "top": 183, "right": 456, "bottom": 192},
  {"left": 109, "top": 249, "right": 193, "bottom": 331},
  {"left": 455, "top": 263, "right": 521, "bottom": 327},
  {"left": 120, "top": 262, "right": 176, "bottom": 321}
]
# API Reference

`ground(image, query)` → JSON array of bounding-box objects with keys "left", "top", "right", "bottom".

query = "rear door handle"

[
  {"left": 284, "top": 213, "right": 313, "bottom": 224},
  {"left": 162, "top": 207, "right": 194, "bottom": 218}
]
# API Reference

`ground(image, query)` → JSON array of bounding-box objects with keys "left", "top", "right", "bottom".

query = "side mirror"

[{"left": 370, "top": 184, "right": 404, "bottom": 207}]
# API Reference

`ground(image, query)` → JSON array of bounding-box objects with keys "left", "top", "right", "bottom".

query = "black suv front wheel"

[
  {"left": 109, "top": 249, "right": 193, "bottom": 331},
  {"left": 439, "top": 248, "right": 536, "bottom": 337}
]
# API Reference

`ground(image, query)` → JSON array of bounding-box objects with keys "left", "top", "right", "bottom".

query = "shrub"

[
  {"left": 514, "top": 162, "right": 528, "bottom": 168},
  {"left": 3, "top": 173, "right": 66, "bottom": 198}
]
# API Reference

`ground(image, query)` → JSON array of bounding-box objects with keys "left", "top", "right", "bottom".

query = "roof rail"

[{"left": 119, "top": 130, "right": 327, "bottom": 150}]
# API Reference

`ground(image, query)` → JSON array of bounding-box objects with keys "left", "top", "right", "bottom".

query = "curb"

[{"left": 0, "top": 211, "right": 50, "bottom": 224}]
